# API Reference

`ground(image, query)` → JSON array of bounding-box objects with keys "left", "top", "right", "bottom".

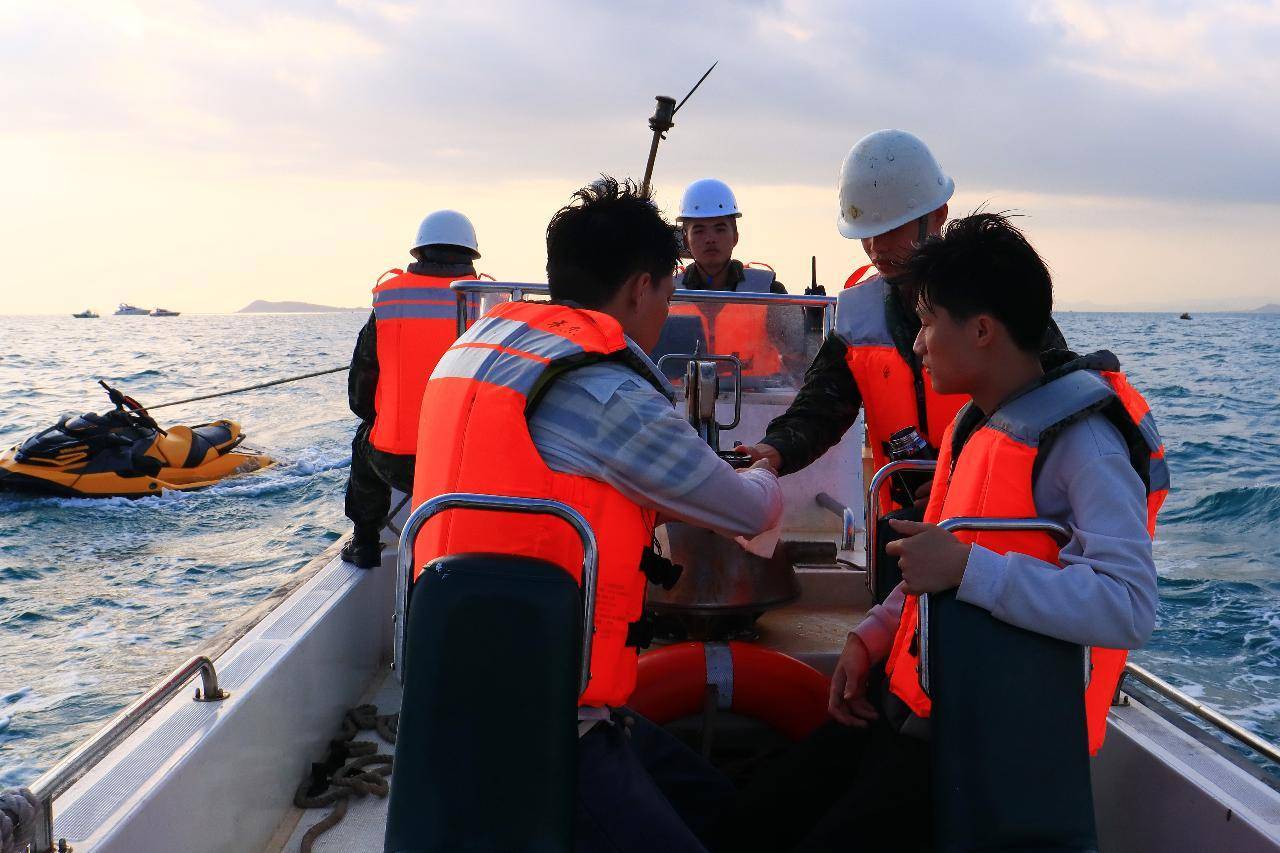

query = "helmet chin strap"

[{"left": 916, "top": 214, "right": 929, "bottom": 244}]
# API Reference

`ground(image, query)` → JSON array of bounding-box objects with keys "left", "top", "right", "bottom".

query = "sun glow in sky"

[{"left": 2, "top": 0, "right": 1278, "bottom": 314}]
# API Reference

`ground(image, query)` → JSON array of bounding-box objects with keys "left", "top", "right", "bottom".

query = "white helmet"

[
  {"left": 412, "top": 209, "right": 480, "bottom": 258},
  {"left": 678, "top": 178, "right": 742, "bottom": 220},
  {"left": 836, "top": 130, "right": 954, "bottom": 239}
]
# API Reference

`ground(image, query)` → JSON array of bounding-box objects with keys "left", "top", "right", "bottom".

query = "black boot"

[{"left": 341, "top": 536, "right": 383, "bottom": 569}]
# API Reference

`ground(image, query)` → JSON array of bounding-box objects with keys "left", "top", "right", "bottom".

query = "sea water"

[{"left": 1, "top": 310, "right": 1278, "bottom": 786}]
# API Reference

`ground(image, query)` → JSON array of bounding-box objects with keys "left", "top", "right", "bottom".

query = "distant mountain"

[
  {"left": 1252, "top": 303, "right": 1280, "bottom": 314},
  {"left": 236, "top": 300, "right": 361, "bottom": 313}
]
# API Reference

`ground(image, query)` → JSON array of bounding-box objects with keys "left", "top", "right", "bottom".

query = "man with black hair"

[
  {"left": 714, "top": 212, "right": 1163, "bottom": 852},
  {"left": 410, "top": 177, "right": 782, "bottom": 852},
  {"left": 341, "top": 210, "right": 481, "bottom": 568}
]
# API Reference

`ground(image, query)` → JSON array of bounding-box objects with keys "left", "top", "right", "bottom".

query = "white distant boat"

[
  {"left": 150, "top": 307, "right": 181, "bottom": 317},
  {"left": 72, "top": 309, "right": 99, "bottom": 319},
  {"left": 114, "top": 303, "right": 148, "bottom": 316}
]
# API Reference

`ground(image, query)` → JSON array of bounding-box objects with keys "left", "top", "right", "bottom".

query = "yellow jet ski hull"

[{"left": 0, "top": 412, "right": 275, "bottom": 499}]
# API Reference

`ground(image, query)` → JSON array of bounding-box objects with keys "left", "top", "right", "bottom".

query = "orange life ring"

[{"left": 629, "top": 641, "right": 829, "bottom": 741}]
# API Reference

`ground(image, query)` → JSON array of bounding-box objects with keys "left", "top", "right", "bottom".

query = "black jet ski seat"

[
  {"left": 384, "top": 493, "right": 598, "bottom": 853},
  {"left": 150, "top": 422, "right": 240, "bottom": 469}
]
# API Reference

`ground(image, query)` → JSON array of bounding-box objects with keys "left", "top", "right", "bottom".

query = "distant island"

[
  {"left": 1253, "top": 303, "right": 1280, "bottom": 314},
  {"left": 236, "top": 300, "right": 362, "bottom": 313}
]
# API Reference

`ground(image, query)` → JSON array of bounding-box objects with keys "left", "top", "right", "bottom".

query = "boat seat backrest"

[
  {"left": 384, "top": 552, "right": 581, "bottom": 853},
  {"left": 927, "top": 591, "right": 1097, "bottom": 850}
]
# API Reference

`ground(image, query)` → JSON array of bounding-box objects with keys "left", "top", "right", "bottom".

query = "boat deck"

[
  {"left": 267, "top": 671, "right": 402, "bottom": 852},
  {"left": 263, "top": 568, "right": 865, "bottom": 852},
  {"left": 39, "top": 529, "right": 1280, "bottom": 852}
]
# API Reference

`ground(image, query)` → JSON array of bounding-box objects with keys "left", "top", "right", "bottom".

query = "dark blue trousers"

[{"left": 575, "top": 709, "right": 734, "bottom": 853}]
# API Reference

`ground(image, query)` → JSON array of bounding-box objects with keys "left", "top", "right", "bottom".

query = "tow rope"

[
  {"left": 144, "top": 365, "right": 349, "bottom": 412},
  {"left": 293, "top": 703, "right": 398, "bottom": 853}
]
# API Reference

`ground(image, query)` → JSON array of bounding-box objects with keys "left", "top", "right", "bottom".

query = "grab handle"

[
  {"left": 865, "top": 460, "right": 937, "bottom": 599},
  {"left": 395, "top": 493, "right": 599, "bottom": 698},
  {"left": 918, "top": 517, "right": 1072, "bottom": 696}
]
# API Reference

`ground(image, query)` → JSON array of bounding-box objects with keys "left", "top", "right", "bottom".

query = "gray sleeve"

[
  {"left": 956, "top": 417, "right": 1158, "bottom": 650},
  {"left": 528, "top": 369, "right": 782, "bottom": 538}
]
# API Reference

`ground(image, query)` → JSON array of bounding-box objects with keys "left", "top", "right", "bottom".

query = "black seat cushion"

[
  {"left": 385, "top": 553, "right": 582, "bottom": 853},
  {"left": 928, "top": 591, "right": 1098, "bottom": 852}
]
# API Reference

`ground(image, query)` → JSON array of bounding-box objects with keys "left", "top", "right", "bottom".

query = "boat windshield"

[{"left": 450, "top": 282, "right": 834, "bottom": 403}]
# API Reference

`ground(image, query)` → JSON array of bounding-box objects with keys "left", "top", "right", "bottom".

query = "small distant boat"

[
  {"left": 1179, "top": 312, "right": 1192, "bottom": 320},
  {"left": 150, "top": 307, "right": 181, "bottom": 317},
  {"left": 114, "top": 303, "right": 148, "bottom": 316},
  {"left": 72, "top": 309, "right": 99, "bottom": 319}
]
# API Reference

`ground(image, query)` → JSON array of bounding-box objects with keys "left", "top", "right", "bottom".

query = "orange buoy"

[{"left": 629, "top": 641, "right": 829, "bottom": 741}]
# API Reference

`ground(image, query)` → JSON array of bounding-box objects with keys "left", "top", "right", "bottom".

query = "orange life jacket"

[
  {"left": 885, "top": 353, "right": 1169, "bottom": 754},
  {"left": 669, "top": 265, "right": 782, "bottom": 375},
  {"left": 369, "top": 268, "right": 478, "bottom": 455},
  {"left": 410, "top": 300, "right": 672, "bottom": 708},
  {"left": 835, "top": 274, "right": 968, "bottom": 512}
]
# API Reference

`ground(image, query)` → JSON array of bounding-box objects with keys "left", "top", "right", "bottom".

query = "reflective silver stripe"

[
  {"left": 703, "top": 642, "right": 733, "bottom": 710},
  {"left": 373, "top": 285, "right": 453, "bottom": 303},
  {"left": 834, "top": 274, "right": 893, "bottom": 346},
  {"left": 1149, "top": 454, "right": 1171, "bottom": 494},
  {"left": 432, "top": 345, "right": 544, "bottom": 396},
  {"left": 462, "top": 315, "right": 586, "bottom": 362},
  {"left": 432, "top": 309, "right": 604, "bottom": 395},
  {"left": 738, "top": 267, "right": 775, "bottom": 292},
  {"left": 1136, "top": 410, "right": 1162, "bottom": 453},
  {"left": 373, "top": 302, "right": 456, "bottom": 321},
  {"left": 986, "top": 371, "right": 1115, "bottom": 446}
]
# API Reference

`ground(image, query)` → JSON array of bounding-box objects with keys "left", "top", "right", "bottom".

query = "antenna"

[{"left": 640, "top": 62, "right": 718, "bottom": 196}]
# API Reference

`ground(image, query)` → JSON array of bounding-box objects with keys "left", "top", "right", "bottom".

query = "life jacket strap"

[{"left": 626, "top": 617, "right": 656, "bottom": 649}]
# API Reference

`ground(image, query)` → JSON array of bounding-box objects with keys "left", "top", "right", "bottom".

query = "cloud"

[{"left": 4, "top": 1, "right": 1278, "bottom": 204}]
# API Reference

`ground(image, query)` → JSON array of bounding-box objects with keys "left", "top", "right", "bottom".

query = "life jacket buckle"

[{"left": 640, "top": 548, "right": 684, "bottom": 591}]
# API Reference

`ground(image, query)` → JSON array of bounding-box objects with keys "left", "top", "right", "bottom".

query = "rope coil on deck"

[
  {"left": 0, "top": 787, "right": 37, "bottom": 853},
  {"left": 292, "top": 704, "right": 399, "bottom": 853}
]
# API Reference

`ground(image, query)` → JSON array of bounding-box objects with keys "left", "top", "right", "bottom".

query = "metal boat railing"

[
  {"left": 24, "top": 655, "right": 228, "bottom": 853},
  {"left": 1121, "top": 663, "right": 1280, "bottom": 766}
]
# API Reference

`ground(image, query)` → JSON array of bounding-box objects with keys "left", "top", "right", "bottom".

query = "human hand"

[
  {"left": 829, "top": 634, "right": 879, "bottom": 727},
  {"left": 885, "top": 519, "right": 972, "bottom": 595},
  {"left": 736, "top": 442, "right": 782, "bottom": 472},
  {"left": 747, "top": 456, "right": 778, "bottom": 476}
]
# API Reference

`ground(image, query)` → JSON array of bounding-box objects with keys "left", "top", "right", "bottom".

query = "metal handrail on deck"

[
  {"left": 25, "top": 655, "right": 228, "bottom": 853},
  {"left": 1122, "top": 662, "right": 1280, "bottom": 766}
]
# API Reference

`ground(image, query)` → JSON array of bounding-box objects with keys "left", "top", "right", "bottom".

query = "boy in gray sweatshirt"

[{"left": 713, "top": 212, "right": 1162, "bottom": 853}]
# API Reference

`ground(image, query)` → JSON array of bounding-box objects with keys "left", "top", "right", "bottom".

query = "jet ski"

[{"left": 0, "top": 381, "right": 274, "bottom": 498}]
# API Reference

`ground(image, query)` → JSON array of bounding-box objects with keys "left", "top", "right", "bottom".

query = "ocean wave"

[
  {"left": 0, "top": 567, "right": 43, "bottom": 581},
  {"left": 1162, "top": 484, "right": 1280, "bottom": 528}
]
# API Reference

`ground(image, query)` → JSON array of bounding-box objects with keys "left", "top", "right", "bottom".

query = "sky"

[{"left": 1, "top": 0, "right": 1278, "bottom": 314}]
